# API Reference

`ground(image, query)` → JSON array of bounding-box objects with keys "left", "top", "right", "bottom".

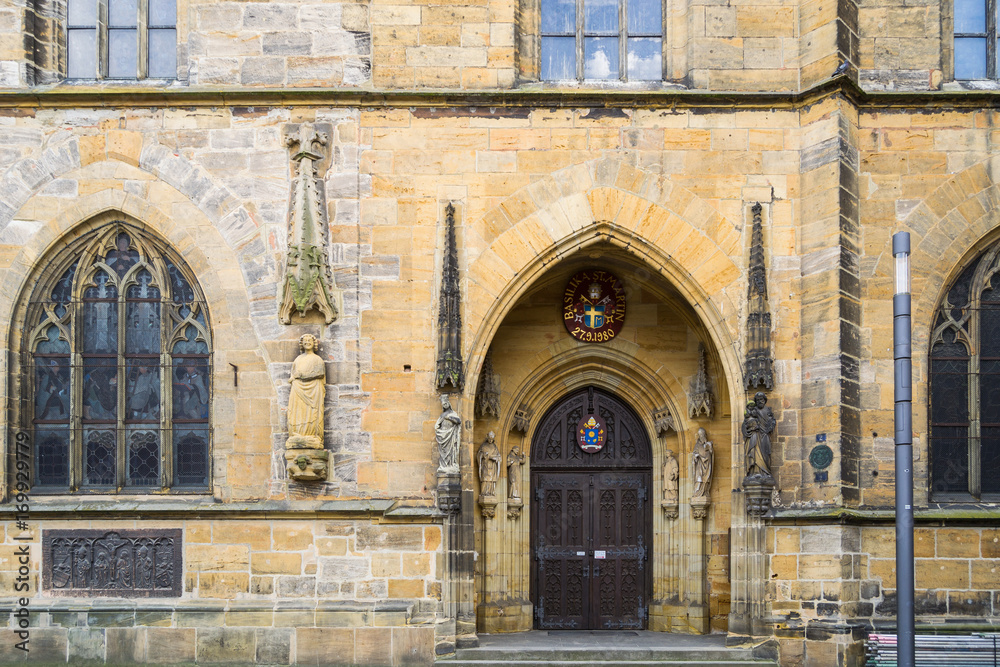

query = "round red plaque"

[
  {"left": 576, "top": 414, "right": 607, "bottom": 453},
  {"left": 563, "top": 270, "right": 626, "bottom": 343}
]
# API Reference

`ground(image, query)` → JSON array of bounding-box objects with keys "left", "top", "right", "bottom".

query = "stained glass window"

[
  {"left": 24, "top": 223, "right": 211, "bottom": 492},
  {"left": 541, "top": 0, "right": 663, "bottom": 81},
  {"left": 930, "top": 248, "right": 1000, "bottom": 500}
]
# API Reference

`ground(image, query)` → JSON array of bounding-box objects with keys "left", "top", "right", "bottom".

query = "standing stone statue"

[
  {"left": 436, "top": 395, "right": 461, "bottom": 475},
  {"left": 477, "top": 431, "right": 501, "bottom": 497},
  {"left": 662, "top": 451, "right": 679, "bottom": 505},
  {"left": 507, "top": 444, "right": 525, "bottom": 501},
  {"left": 692, "top": 428, "right": 714, "bottom": 499},
  {"left": 742, "top": 391, "right": 776, "bottom": 480},
  {"left": 287, "top": 334, "right": 326, "bottom": 449}
]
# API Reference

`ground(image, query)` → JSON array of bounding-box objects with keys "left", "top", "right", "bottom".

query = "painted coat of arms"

[
  {"left": 576, "top": 414, "right": 607, "bottom": 453},
  {"left": 563, "top": 270, "right": 626, "bottom": 343}
]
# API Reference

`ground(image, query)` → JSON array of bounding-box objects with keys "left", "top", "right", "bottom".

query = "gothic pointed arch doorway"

[{"left": 531, "top": 386, "right": 653, "bottom": 630}]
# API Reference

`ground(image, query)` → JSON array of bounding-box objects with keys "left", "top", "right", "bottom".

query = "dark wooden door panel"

[{"left": 531, "top": 387, "right": 651, "bottom": 631}]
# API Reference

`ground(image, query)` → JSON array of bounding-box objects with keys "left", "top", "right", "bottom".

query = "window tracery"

[
  {"left": 22, "top": 222, "right": 210, "bottom": 493},
  {"left": 930, "top": 243, "right": 1000, "bottom": 500}
]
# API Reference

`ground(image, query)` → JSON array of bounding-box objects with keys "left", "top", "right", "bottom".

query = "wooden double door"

[{"left": 530, "top": 387, "right": 652, "bottom": 630}]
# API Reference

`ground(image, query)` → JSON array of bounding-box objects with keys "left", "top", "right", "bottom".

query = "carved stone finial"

[
  {"left": 654, "top": 406, "right": 676, "bottom": 436},
  {"left": 745, "top": 202, "right": 773, "bottom": 390},
  {"left": 475, "top": 349, "right": 501, "bottom": 419},
  {"left": 512, "top": 405, "right": 531, "bottom": 434},
  {"left": 436, "top": 203, "right": 464, "bottom": 390},
  {"left": 279, "top": 123, "right": 342, "bottom": 325},
  {"left": 689, "top": 344, "right": 714, "bottom": 419}
]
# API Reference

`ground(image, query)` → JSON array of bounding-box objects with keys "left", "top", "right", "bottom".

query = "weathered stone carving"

[
  {"left": 692, "top": 427, "right": 714, "bottom": 500},
  {"left": 436, "top": 202, "right": 464, "bottom": 390},
  {"left": 688, "top": 344, "right": 714, "bottom": 419},
  {"left": 742, "top": 391, "right": 776, "bottom": 514},
  {"left": 285, "top": 450, "right": 329, "bottom": 482},
  {"left": 745, "top": 202, "right": 773, "bottom": 390},
  {"left": 507, "top": 444, "right": 525, "bottom": 501},
  {"left": 279, "top": 123, "right": 341, "bottom": 325},
  {"left": 661, "top": 450, "right": 679, "bottom": 519},
  {"left": 287, "top": 334, "right": 326, "bottom": 450},
  {"left": 43, "top": 529, "right": 182, "bottom": 597},
  {"left": 691, "top": 428, "right": 714, "bottom": 520},
  {"left": 475, "top": 349, "right": 501, "bottom": 419},
  {"left": 477, "top": 431, "right": 501, "bottom": 498},
  {"left": 436, "top": 394, "right": 462, "bottom": 475},
  {"left": 512, "top": 405, "right": 531, "bottom": 434},
  {"left": 654, "top": 406, "right": 676, "bottom": 436}
]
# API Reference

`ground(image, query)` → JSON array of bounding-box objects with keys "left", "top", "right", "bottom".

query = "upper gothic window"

[
  {"left": 540, "top": 0, "right": 663, "bottom": 81},
  {"left": 22, "top": 223, "right": 210, "bottom": 493},
  {"left": 954, "top": 0, "right": 996, "bottom": 79},
  {"left": 929, "top": 243, "right": 1000, "bottom": 500},
  {"left": 67, "top": 0, "right": 177, "bottom": 79}
]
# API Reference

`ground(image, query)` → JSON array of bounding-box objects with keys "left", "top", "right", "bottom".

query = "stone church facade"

[{"left": 0, "top": 0, "right": 997, "bottom": 665}]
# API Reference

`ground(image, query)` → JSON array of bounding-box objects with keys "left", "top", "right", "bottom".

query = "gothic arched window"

[
  {"left": 930, "top": 244, "right": 1000, "bottom": 501},
  {"left": 22, "top": 222, "right": 210, "bottom": 492}
]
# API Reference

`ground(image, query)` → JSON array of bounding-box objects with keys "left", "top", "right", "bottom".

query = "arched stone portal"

[{"left": 470, "top": 245, "right": 733, "bottom": 635}]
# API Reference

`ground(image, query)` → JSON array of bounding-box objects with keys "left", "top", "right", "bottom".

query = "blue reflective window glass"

[
  {"left": 955, "top": 37, "right": 987, "bottom": 79},
  {"left": 542, "top": 36, "right": 577, "bottom": 79},
  {"left": 584, "top": 37, "right": 619, "bottom": 78}
]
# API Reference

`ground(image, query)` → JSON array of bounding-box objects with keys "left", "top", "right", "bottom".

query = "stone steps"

[{"left": 439, "top": 647, "right": 779, "bottom": 666}]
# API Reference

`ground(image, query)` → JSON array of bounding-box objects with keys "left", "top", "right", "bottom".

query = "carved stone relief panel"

[{"left": 43, "top": 529, "right": 182, "bottom": 597}]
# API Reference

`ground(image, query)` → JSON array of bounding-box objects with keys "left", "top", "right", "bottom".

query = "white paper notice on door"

[{"left": 594, "top": 550, "right": 606, "bottom": 559}]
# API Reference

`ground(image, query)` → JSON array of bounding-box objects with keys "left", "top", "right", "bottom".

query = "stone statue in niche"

[
  {"left": 287, "top": 334, "right": 326, "bottom": 450},
  {"left": 661, "top": 450, "right": 679, "bottom": 519},
  {"left": 692, "top": 428, "right": 714, "bottom": 499},
  {"left": 506, "top": 443, "right": 526, "bottom": 519},
  {"left": 742, "top": 391, "right": 775, "bottom": 481},
  {"left": 507, "top": 444, "right": 525, "bottom": 501},
  {"left": 477, "top": 431, "right": 501, "bottom": 498},
  {"left": 285, "top": 334, "right": 329, "bottom": 482},
  {"left": 436, "top": 394, "right": 461, "bottom": 475}
]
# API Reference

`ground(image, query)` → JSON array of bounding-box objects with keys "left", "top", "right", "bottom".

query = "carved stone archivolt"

[
  {"left": 43, "top": 529, "right": 182, "bottom": 597},
  {"left": 279, "top": 123, "right": 342, "bottom": 325}
]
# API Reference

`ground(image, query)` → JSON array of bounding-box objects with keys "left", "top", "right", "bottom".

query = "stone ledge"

[
  {"left": 0, "top": 499, "right": 443, "bottom": 522},
  {"left": 769, "top": 504, "right": 1000, "bottom": 525}
]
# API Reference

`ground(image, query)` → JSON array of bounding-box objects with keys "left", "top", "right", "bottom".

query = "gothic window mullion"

[{"left": 969, "top": 334, "right": 982, "bottom": 499}]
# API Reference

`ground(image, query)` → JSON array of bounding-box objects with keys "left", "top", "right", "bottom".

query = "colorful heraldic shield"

[
  {"left": 576, "top": 414, "right": 607, "bottom": 453},
  {"left": 563, "top": 270, "right": 626, "bottom": 343}
]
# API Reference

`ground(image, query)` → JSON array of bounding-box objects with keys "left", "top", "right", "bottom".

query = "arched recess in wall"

[
  {"left": 898, "top": 155, "right": 1000, "bottom": 503},
  {"left": 462, "top": 167, "right": 743, "bottom": 634},
  {"left": 9, "top": 213, "right": 214, "bottom": 493}
]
